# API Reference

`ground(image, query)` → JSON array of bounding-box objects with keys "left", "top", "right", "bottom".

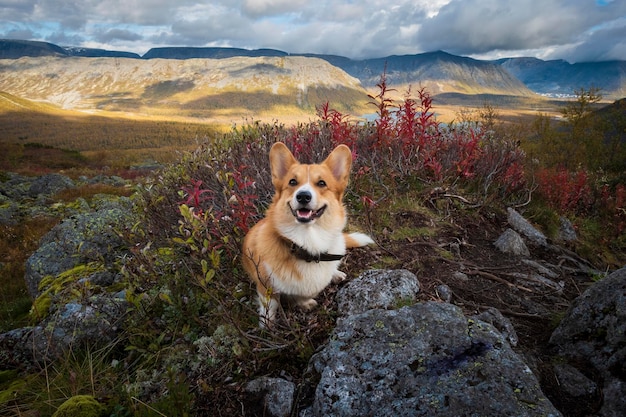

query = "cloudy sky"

[{"left": 1, "top": 0, "right": 625, "bottom": 62}]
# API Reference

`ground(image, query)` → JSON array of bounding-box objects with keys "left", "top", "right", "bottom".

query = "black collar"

[{"left": 286, "top": 239, "right": 345, "bottom": 263}]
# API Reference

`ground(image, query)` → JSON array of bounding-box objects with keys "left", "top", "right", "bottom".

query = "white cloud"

[
  {"left": 242, "top": 0, "right": 308, "bottom": 17},
  {"left": 0, "top": 0, "right": 624, "bottom": 61},
  {"left": 415, "top": 0, "right": 626, "bottom": 60}
]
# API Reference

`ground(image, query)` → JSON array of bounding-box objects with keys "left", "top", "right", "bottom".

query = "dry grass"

[{"left": 0, "top": 217, "right": 59, "bottom": 331}]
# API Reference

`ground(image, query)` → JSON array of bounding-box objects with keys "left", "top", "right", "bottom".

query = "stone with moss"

[
  {"left": 24, "top": 197, "right": 135, "bottom": 298},
  {"left": 52, "top": 395, "right": 105, "bottom": 417}
]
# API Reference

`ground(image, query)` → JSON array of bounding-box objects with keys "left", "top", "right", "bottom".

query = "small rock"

[
  {"left": 510, "top": 272, "right": 564, "bottom": 293},
  {"left": 435, "top": 284, "right": 452, "bottom": 302},
  {"left": 507, "top": 207, "right": 547, "bottom": 246},
  {"left": 558, "top": 216, "right": 577, "bottom": 242},
  {"left": 494, "top": 228, "right": 530, "bottom": 256},
  {"left": 0, "top": 201, "right": 20, "bottom": 225},
  {"left": 521, "top": 259, "right": 559, "bottom": 278},
  {"left": 553, "top": 363, "right": 597, "bottom": 397},
  {"left": 452, "top": 271, "right": 469, "bottom": 281},
  {"left": 246, "top": 377, "right": 295, "bottom": 417}
]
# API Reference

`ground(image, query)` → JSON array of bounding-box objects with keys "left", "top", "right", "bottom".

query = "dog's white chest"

[{"left": 264, "top": 258, "right": 341, "bottom": 298}]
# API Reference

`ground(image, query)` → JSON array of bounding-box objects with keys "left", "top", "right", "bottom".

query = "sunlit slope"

[{"left": 0, "top": 56, "right": 371, "bottom": 122}]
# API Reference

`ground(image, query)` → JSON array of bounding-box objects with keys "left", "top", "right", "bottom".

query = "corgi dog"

[{"left": 242, "top": 142, "right": 374, "bottom": 327}]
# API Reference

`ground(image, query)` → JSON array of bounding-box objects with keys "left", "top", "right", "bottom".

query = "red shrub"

[{"left": 536, "top": 168, "right": 593, "bottom": 214}]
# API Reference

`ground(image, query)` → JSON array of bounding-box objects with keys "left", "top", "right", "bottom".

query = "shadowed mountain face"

[
  {"left": 497, "top": 57, "right": 626, "bottom": 98},
  {"left": 0, "top": 39, "right": 140, "bottom": 59}
]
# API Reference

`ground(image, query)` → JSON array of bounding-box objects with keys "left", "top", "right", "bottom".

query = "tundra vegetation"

[{"left": 0, "top": 77, "right": 624, "bottom": 415}]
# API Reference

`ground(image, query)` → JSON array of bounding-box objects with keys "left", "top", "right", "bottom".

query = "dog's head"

[{"left": 269, "top": 142, "right": 352, "bottom": 228}]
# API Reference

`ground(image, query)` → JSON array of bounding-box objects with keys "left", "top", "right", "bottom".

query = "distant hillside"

[
  {"left": 3, "top": 39, "right": 626, "bottom": 105},
  {"left": 143, "top": 47, "right": 287, "bottom": 59},
  {"left": 0, "top": 39, "right": 140, "bottom": 59},
  {"left": 141, "top": 49, "right": 533, "bottom": 97},
  {"left": 63, "top": 47, "right": 140, "bottom": 59},
  {"left": 594, "top": 98, "right": 626, "bottom": 144},
  {"left": 304, "top": 51, "right": 533, "bottom": 97},
  {"left": 0, "top": 39, "right": 66, "bottom": 59},
  {"left": 497, "top": 57, "right": 626, "bottom": 99},
  {"left": 0, "top": 56, "right": 369, "bottom": 122}
]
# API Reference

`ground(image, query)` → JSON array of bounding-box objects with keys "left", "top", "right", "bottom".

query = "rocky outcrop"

[
  {"left": 24, "top": 197, "right": 134, "bottom": 298},
  {"left": 549, "top": 266, "right": 626, "bottom": 417},
  {"left": 246, "top": 270, "right": 560, "bottom": 417},
  {"left": 303, "top": 270, "right": 561, "bottom": 417},
  {"left": 0, "top": 173, "right": 135, "bottom": 366},
  {"left": 27, "top": 173, "right": 75, "bottom": 198}
]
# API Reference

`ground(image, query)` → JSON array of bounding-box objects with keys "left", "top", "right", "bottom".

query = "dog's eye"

[
  {"left": 317, "top": 180, "right": 327, "bottom": 187},
  {"left": 289, "top": 179, "right": 298, "bottom": 186}
]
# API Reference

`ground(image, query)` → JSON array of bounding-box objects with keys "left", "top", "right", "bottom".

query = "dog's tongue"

[{"left": 297, "top": 209, "right": 313, "bottom": 219}]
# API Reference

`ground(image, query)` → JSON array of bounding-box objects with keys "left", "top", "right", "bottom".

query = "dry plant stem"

[{"left": 466, "top": 269, "right": 533, "bottom": 292}]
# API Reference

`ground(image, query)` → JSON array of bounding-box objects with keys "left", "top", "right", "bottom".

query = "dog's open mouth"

[{"left": 291, "top": 205, "right": 327, "bottom": 223}]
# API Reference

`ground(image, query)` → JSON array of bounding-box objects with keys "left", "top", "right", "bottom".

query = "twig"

[{"left": 467, "top": 269, "right": 533, "bottom": 292}]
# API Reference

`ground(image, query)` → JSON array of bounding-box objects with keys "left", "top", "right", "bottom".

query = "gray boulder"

[
  {"left": 24, "top": 197, "right": 135, "bottom": 298},
  {"left": 27, "top": 173, "right": 75, "bottom": 197},
  {"left": 307, "top": 301, "right": 561, "bottom": 417},
  {"left": 0, "top": 196, "right": 136, "bottom": 366},
  {"left": 336, "top": 269, "right": 420, "bottom": 316},
  {"left": 507, "top": 207, "right": 547, "bottom": 246},
  {"left": 549, "top": 266, "right": 626, "bottom": 417},
  {"left": 0, "top": 172, "right": 33, "bottom": 201},
  {"left": 246, "top": 377, "right": 295, "bottom": 417},
  {"left": 0, "top": 293, "right": 127, "bottom": 365},
  {"left": 494, "top": 228, "right": 530, "bottom": 256}
]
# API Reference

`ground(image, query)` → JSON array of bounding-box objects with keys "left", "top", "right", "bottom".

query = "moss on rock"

[{"left": 52, "top": 395, "right": 105, "bottom": 417}]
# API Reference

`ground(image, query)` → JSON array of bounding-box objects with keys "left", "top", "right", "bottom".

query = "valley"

[{"left": 0, "top": 43, "right": 621, "bottom": 171}]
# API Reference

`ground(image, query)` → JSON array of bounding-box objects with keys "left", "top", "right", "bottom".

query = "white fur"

[{"left": 347, "top": 232, "right": 375, "bottom": 246}]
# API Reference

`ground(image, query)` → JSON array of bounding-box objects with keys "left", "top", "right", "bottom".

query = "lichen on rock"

[{"left": 51, "top": 395, "right": 105, "bottom": 417}]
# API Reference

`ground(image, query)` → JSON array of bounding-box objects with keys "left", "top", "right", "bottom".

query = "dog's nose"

[{"left": 296, "top": 190, "right": 312, "bottom": 205}]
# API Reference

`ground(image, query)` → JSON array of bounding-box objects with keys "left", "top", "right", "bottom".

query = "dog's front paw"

[
  {"left": 298, "top": 298, "right": 318, "bottom": 311},
  {"left": 332, "top": 270, "right": 347, "bottom": 284}
]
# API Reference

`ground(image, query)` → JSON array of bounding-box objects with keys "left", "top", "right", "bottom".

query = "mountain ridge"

[
  {"left": 0, "top": 55, "right": 370, "bottom": 123},
  {"left": 1, "top": 39, "right": 625, "bottom": 106}
]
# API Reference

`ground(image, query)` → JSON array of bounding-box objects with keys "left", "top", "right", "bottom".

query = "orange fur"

[{"left": 242, "top": 142, "right": 373, "bottom": 327}]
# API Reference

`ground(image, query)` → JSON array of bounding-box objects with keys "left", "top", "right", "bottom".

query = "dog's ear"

[
  {"left": 269, "top": 142, "right": 297, "bottom": 185},
  {"left": 323, "top": 144, "right": 352, "bottom": 186}
]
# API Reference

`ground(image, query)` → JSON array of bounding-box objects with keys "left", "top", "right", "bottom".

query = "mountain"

[
  {"left": 497, "top": 57, "right": 626, "bottom": 98},
  {"left": 303, "top": 51, "right": 533, "bottom": 96},
  {"left": 143, "top": 47, "right": 287, "bottom": 59},
  {"left": 2, "top": 39, "right": 626, "bottom": 110},
  {"left": 63, "top": 47, "right": 140, "bottom": 59},
  {"left": 0, "top": 55, "right": 369, "bottom": 122},
  {"left": 0, "top": 39, "right": 140, "bottom": 59},
  {"left": 141, "top": 48, "right": 532, "bottom": 97},
  {"left": 0, "top": 39, "right": 67, "bottom": 59}
]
